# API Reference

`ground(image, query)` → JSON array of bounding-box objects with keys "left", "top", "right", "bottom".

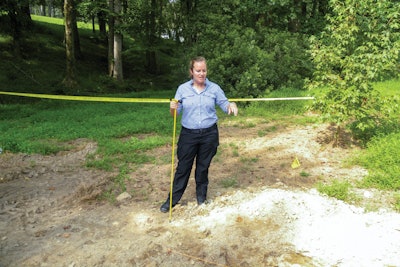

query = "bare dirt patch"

[{"left": 1, "top": 121, "right": 399, "bottom": 267}]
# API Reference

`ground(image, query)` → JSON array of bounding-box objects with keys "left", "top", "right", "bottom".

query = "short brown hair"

[
  {"left": 189, "top": 56, "right": 207, "bottom": 70},
  {"left": 189, "top": 56, "right": 206, "bottom": 77}
]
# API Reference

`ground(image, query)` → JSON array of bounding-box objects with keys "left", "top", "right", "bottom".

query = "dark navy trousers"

[{"left": 167, "top": 124, "right": 219, "bottom": 205}]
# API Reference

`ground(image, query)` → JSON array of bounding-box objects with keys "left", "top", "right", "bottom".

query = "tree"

[
  {"left": 71, "top": 1, "right": 82, "bottom": 59},
  {"left": 107, "top": 0, "right": 123, "bottom": 81},
  {"left": 62, "top": 0, "right": 77, "bottom": 87},
  {"left": 145, "top": 0, "right": 158, "bottom": 74},
  {"left": 78, "top": 0, "right": 108, "bottom": 36},
  {"left": 0, "top": 0, "right": 32, "bottom": 57},
  {"left": 309, "top": 0, "right": 400, "bottom": 143},
  {"left": 174, "top": 0, "right": 314, "bottom": 97},
  {"left": 112, "top": 0, "right": 123, "bottom": 81},
  {"left": 124, "top": 0, "right": 171, "bottom": 75},
  {"left": 108, "top": 0, "right": 115, "bottom": 77}
]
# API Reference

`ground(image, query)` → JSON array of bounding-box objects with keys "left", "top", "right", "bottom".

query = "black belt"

[{"left": 182, "top": 124, "right": 217, "bottom": 134}]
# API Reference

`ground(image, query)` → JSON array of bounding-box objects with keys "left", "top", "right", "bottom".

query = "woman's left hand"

[{"left": 228, "top": 102, "right": 238, "bottom": 116}]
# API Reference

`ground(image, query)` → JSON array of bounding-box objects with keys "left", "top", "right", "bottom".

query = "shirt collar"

[{"left": 190, "top": 78, "right": 209, "bottom": 89}]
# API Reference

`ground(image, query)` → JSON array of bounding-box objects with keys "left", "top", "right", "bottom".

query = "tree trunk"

[
  {"left": 7, "top": 1, "right": 32, "bottom": 57},
  {"left": 288, "top": 0, "right": 301, "bottom": 32},
  {"left": 8, "top": 3, "right": 22, "bottom": 58},
  {"left": 113, "top": 33, "right": 123, "bottom": 81},
  {"left": 98, "top": 10, "right": 107, "bottom": 38},
  {"left": 21, "top": 1, "right": 32, "bottom": 26},
  {"left": 92, "top": 16, "right": 95, "bottom": 33},
  {"left": 145, "top": 0, "right": 157, "bottom": 74},
  {"left": 48, "top": 0, "right": 55, "bottom": 17},
  {"left": 113, "top": 0, "right": 123, "bottom": 81},
  {"left": 70, "top": 4, "right": 82, "bottom": 60},
  {"left": 39, "top": 5, "right": 46, "bottom": 16},
  {"left": 62, "top": 0, "right": 77, "bottom": 88},
  {"left": 181, "top": 0, "right": 197, "bottom": 45},
  {"left": 108, "top": 0, "right": 115, "bottom": 77}
]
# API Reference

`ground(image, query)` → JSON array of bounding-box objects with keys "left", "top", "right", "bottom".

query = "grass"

[
  {"left": 316, "top": 179, "right": 354, "bottom": 202},
  {"left": 0, "top": 95, "right": 173, "bottom": 152},
  {"left": 31, "top": 14, "right": 66, "bottom": 26},
  {"left": 311, "top": 78, "right": 400, "bottom": 207},
  {"left": 219, "top": 177, "right": 239, "bottom": 188},
  {"left": 353, "top": 132, "right": 400, "bottom": 190},
  {"left": 316, "top": 103, "right": 399, "bottom": 209},
  {"left": 394, "top": 193, "right": 400, "bottom": 212},
  {"left": 373, "top": 77, "right": 400, "bottom": 96}
]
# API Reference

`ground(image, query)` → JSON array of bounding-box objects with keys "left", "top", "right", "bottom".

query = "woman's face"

[{"left": 190, "top": 61, "right": 207, "bottom": 85}]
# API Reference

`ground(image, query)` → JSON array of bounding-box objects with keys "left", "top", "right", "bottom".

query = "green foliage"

[
  {"left": 309, "top": 0, "right": 400, "bottom": 142},
  {"left": 77, "top": 0, "right": 108, "bottom": 24},
  {"left": 257, "top": 29, "right": 314, "bottom": 89},
  {"left": 355, "top": 132, "right": 400, "bottom": 190},
  {"left": 194, "top": 28, "right": 313, "bottom": 98},
  {"left": 211, "top": 30, "right": 272, "bottom": 98},
  {"left": 317, "top": 179, "right": 353, "bottom": 201},
  {"left": 0, "top": 14, "right": 180, "bottom": 99},
  {"left": 348, "top": 94, "right": 400, "bottom": 142},
  {"left": 4, "top": 2, "right": 317, "bottom": 99},
  {"left": 183, "top": 0, "right": 313, "bottom": 98}
]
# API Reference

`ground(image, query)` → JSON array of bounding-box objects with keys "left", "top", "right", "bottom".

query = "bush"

[
  {"left": 188, "top": 26, "right": 312, "bottom": 98},
  {"left": 349, "top": 94, "right": 400, "bottom": 144}
]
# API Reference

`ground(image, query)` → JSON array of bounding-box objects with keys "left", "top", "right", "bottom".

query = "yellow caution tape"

[
  {"left": 0, "top": 91, "right": 314, "bottom": 103},
  {"left": 0, "top": 91, "right": 170, "bottom": 103},
  {"left": 230, "top": 97, "right": 315, "bottom": 102}
]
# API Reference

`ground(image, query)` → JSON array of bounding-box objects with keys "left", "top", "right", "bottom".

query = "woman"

[{"left": 160, "top": 56, "right": 238, "bottom": 213}]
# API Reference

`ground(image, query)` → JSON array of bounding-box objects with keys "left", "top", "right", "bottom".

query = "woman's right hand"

[{"left": 170, "top": 100, "right": 179, "bottom": 110}]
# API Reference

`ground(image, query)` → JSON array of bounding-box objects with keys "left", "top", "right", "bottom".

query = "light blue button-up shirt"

[{"left": 174, "top": 78, "right": 230, "bottom": 130}]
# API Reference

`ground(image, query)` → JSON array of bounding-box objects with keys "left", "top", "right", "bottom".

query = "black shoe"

[
  {"left": 160, "top": 201, "right": 173, "bottom": 213},
  {"left": 197, "top": 199, "right": 209, "bottom": 205}
]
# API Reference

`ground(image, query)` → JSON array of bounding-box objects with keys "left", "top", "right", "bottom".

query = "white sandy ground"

[{"left": 167, "top": 188, "right": 400, "bottom": 267}]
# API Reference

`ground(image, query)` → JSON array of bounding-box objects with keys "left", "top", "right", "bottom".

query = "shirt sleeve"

[
  {"left": 174, "top": 84, "right": 185, "bottom": 115},
  {"left": 214, "top": 84, "right": 230, "bottom": 113}
]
